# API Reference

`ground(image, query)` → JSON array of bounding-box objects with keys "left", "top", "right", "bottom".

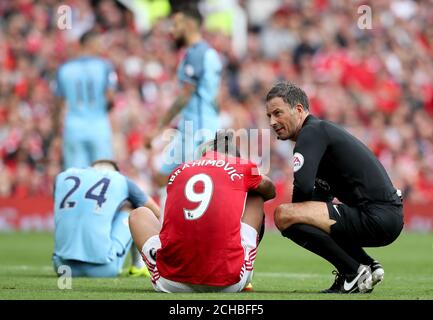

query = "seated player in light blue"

[{"left": 52, "top": 159, "right": 160, "bottom": 277}]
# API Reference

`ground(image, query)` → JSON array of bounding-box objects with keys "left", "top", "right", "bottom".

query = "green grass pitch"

[{"left": 0, "top": 231, "right": 432, "bottom": 300}]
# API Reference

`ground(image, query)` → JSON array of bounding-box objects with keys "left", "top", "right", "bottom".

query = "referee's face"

[{"left": 266, "top": 97, "right": 304, "bottom": 141}]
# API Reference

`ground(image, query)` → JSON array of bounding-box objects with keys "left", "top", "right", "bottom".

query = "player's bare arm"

[
  {"left": 53, "top": 96, "right": 64, "bottom": 136},
  {"left": 105, "top": 89, "right": 116, "bottom": 112},
  {"left": 143, "top": 197, "right": 160, "bottom": 220},
  {"left": 252, "top": 175, "right": 276, "bottom": 201},
  {"left": 145, "top": 83, "right": 195, "bottom": 148}
]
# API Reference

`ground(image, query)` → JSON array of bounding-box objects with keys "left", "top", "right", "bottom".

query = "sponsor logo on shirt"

[
  {"left": 185, "top": 64, "right": 194, "bottom": 77},
  {"left": 293, "top": 152, "right": 304, "bottom": 172}
]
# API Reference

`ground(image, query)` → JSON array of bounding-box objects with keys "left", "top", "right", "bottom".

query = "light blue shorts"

[
  {"left": 52, "top": 243, "right": 131, "bottom": 278},
  {"left": 52, "top": 210, "right": 131, "bottom": 277},
  {"left": 63, "top": 137, "right": 113, "bottom": 169}
]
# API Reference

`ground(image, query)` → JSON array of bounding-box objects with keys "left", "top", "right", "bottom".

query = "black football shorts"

[{"left": 327, "top": 202, "right": 404, "bottom": 247}]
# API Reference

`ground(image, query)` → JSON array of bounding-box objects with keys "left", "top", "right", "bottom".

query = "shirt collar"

[{"left": 301, "top": 114, "right": 316, "bottom": 128}]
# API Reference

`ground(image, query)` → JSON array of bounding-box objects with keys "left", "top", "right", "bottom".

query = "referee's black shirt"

[{"left": 292, "top": 115, "right": 401, "bottom": 207}]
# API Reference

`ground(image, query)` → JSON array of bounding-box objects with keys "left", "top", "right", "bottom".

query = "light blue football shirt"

[
  {"left": 55, "top": 56, "right": 117, "bottom": 141},
  {"left": 53, "top": 167, "right": 147, "bottom": 264},
  {"left": 177, "top": 41, "right": 222, "bottom": 137}
]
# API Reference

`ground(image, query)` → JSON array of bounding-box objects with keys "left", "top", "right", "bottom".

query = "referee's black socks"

[
  {"left": 331, "top": 236, "right": 375, "bottom": 266},
  {"left": 281, "top": 224, "right": 359, "bottom": 275}
]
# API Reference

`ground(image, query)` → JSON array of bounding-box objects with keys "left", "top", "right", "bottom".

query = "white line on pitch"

[
  {"left": 255, "top": 272, "right": 327, "bottom": 279},
  {"left": 0, "top": 265, "right": 53, "bottom": 271}
]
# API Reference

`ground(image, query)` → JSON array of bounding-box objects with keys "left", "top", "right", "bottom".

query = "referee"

[{"left": 266, "top": 82, "right": 403, "bottom": 293}]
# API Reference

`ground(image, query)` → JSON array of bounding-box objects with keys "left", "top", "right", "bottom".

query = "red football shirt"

[{"left": 156, "top": 151, "right": 263, "bottom": 286}]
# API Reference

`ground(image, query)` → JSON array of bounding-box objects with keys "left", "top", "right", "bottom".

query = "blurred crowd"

[{"left": 1, "top": 0, "right": 433, "bottom": 204}]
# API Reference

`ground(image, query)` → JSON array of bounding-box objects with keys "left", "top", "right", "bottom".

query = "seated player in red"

[{"left": 129, "top": 131, "right": 275, "bottom": 292}]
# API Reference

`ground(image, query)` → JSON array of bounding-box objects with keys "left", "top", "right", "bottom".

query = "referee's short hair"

[{"left": 266, "top": 82, "right": 310, "bottom": 111}]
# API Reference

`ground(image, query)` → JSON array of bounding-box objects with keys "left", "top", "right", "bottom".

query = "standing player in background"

[
  {"left": 53, "top": 160, "right": 159, "bottom": 277},
  {"left": 266, "top": 82, "right": 404, "bottom": 293},
  {"left": 145, "top": 4, "right": 222, "bottom": 210},
  {"left": 130, "top": 132, "right": 275, "bottom": 292},
  {"left": 54, "top": 30, "right": 117, "bottom": 170}
]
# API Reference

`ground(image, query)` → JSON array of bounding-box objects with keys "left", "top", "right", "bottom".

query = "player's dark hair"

[
  {"left": 266, "top": 82, "right": 310, "bottom": 111},
  {"left": 173, "top": 3, "right": 203, "bottom": 26},
  {"left": 91, "top": 159, "right": 120, "bottom": 172},
  {"left": 79, "top": 30, "right": 98, "bottom": 46},
  {"left": 213, "top": 130, "right": 240, "bottom": 157}
]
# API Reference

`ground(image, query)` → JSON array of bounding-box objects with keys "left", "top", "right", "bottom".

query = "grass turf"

[{"left": 0, "top": 231, "right": 432, "bottom": 300}]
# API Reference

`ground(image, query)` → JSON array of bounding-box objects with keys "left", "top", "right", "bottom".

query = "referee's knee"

[{"left": 274, "top": 204, "right": 296, "bottom": 231}]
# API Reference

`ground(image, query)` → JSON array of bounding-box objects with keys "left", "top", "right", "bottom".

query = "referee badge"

[{"left": 293, "top": 152, "right": 304, "bottom": 172}]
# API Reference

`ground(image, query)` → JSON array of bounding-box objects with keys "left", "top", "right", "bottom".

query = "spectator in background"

[
  {"left": 63, "top": 0, "right": 95, "bottom": 42},
  {"left": 117, "top": 0, "right": 171, "bottom": 34}
]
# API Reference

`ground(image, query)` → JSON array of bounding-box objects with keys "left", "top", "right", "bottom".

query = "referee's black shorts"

[{"left": 327, "top": 202, "right": 404, "bottom": 247}]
